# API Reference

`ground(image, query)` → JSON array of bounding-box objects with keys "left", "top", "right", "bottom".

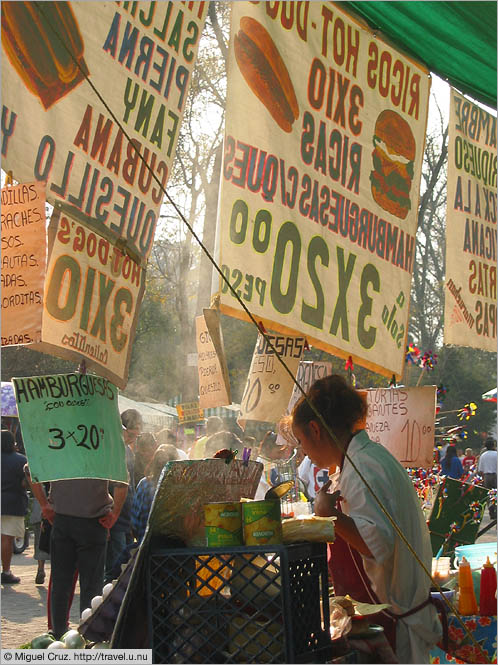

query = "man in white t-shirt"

[{"left": 478, "top": 439, "right": 497, "bottom": 519}]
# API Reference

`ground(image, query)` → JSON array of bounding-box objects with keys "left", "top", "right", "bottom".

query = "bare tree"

[{"left": 409, "top": 97, "right": 448, "bottom": 350}]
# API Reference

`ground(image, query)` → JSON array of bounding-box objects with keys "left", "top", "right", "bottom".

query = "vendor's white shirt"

[
  {"left": 478, "top": 449, "right": 497, "bottom": 474},
  {"left": 298, "top": 456, "right": 329, "bottom": 499},
  {"left": 330, "top": 430, "right": 442, "bottom": 664}
]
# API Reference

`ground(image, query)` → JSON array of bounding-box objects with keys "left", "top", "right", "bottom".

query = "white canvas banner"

[
  {"left": 444, "top": 89, "right": 497, "bottom": 350},
  {"left": 239, "top": 332, "right": 305, "bottom": 423},
  {"left": 215, "top": 2, "right": 430, "bottom": 378},
  {"left": 33, "top": 207, "right": 145, "bottom": 389},
  {"left": 2, "top": 2, "right": 208, "bottom": 263}
]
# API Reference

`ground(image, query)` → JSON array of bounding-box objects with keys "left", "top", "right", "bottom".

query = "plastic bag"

[
  {"left": 147, "top": 459, "right": 263, "bottom": 546},
  {"left": 328, "top": 601, "right": 352, "bottom": 640}
]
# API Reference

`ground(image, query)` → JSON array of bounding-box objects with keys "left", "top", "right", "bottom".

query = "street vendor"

[{"left": 287, "top": 374, "right": 442, "bottom": 664}]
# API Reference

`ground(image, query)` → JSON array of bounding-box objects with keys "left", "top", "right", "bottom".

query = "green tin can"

[
  {"left": 204, "top": 501, "right": 243, "bottom": 546},
  {"left": 242, "top": 500, "right": 282, "bottom": 546}
]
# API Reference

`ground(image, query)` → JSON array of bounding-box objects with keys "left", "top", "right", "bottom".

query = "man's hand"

[
  {"left": 99, "top": 511, "right": 118, "bottom": 529},
  {"left": 41, "top": 504, "right": 55, "bottom": 525},
  {"left": 99, "top": 484, "right": 128, "bottom": 529},
  {"left": 314, "top": 479, "right": 341, "bottom": 517}
]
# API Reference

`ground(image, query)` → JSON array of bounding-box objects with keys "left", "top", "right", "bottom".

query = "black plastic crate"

[{"left": 147, "top": 542, "right": 331, "bottom": 663}]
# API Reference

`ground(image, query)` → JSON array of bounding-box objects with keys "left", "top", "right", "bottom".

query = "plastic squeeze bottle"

[
  {"left": 479, "top": 557, "right": 497, "bottom": 616},
  {"left": 458, "top": 557, "right": 478, "bottom": 615}
]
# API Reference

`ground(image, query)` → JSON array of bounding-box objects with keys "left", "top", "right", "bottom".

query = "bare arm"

[
  {"left": 24, "top": 464, "right": 55, "bottom": 524},
  {"left": 314, "top": 481, "right": 373, "bottom": 558},
  {"left": 99, "top": 484, "right": 128, "bottom": 529}
]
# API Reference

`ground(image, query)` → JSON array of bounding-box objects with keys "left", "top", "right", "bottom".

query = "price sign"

[
  {"left": 363, "top": 385, "right": 436, "bottom": 468},
  {"left": 239, "top": 333, "right": 305, "bottom": 423},
  {"left": 177, "top": 401, "right": 204, "bottom": 425},
  {"left": 196, "top": 309, "right": 231, "bottom": 409},
  {"left": 13, "top": 373, "right": 127, "bottom": 482}
]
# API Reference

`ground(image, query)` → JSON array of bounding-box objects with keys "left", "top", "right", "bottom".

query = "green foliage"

[
  {"left": 411, "top": 346, "right": 497, "bottom": 449},
  {"left": 1, "top": 346, "right": 74, "bottom": 382}
]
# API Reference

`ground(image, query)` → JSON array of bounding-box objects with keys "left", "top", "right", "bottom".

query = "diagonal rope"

[{"left": 32, "top": 4, "right": 490, "bottom": 660}]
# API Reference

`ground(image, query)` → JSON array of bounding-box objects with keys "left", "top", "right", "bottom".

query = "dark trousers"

[
  {"left": 104, "top": 528, "right": 127, "bottom": 583},
  {"left": 483, "top": 473, "right": 497, "bottom": 519},
  {"left": 50, "top": 513, "right": 107, "bottom": 638}
]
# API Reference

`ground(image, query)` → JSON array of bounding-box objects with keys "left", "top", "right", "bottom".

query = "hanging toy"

[
  {"left": 421, "top": 350, "right": 437, "bottom": 370},
  {"left": 405, "top": 344, "right": 420, "bottom": 365},
  {"left": 468, "top": 500, "right": 484, "bottom": 524},
  {"left": 437, "top": 384, "right": 448, "bottom": 400},
  {"left": 458, "top": 402, "right": 477, "bottom": 420}
]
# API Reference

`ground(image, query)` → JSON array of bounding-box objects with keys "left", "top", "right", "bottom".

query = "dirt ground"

[{"left": 1, "top": 542, "right": 81, "bottom": 649}]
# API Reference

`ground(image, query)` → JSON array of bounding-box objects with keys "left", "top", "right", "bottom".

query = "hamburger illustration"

[{"left": 370, "top": 110, "right": 416, "bottom": 220}]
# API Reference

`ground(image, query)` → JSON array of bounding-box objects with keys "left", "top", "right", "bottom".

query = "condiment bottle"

[
  {"left": 458, "top": 557, "right": 478, "bottom": 615},
  {"left": 479, "top": 557, "right": 497, "bottom": 616}
]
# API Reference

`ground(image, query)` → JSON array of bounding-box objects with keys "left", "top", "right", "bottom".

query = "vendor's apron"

[{"left": 328, "top": 528, "right": 448, "bottom": 653}]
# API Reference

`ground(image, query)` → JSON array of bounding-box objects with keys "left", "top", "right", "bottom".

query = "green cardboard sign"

[{"left": 13, "top": 373, "right": 127, "bottom": 483}]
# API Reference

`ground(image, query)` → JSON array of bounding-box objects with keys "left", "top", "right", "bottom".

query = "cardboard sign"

[
  {"left": 239, "top": 333, "right": 305, "bottom": 423},
  {"left": 32, "top": 208, "right": 145, "bottom": 389},
  {"left": 13, "top": 373, "right": 127, "bottom": 483},
  {"left": 364, "top": 385, "right": 436, "bottom": 468},
  {"left": 1, "top": 181, "right": 46, "bottom": 346},
  {"left": 215, "top": 3, "right": 430, "bottom": 379},
  {"left": 2, "top": 2, "right": 207, "bottom": 263},
  {"left": 287, "top": 361, "right": 333, "bottom": 414},
  {"left": 177, "top": 401, "right": 204, "bottom": 425},
  {"left": 276, "top": 360, "right": 332, "bottom": 446},
  {"left": 195, "top": 309, "right": 231, "bottom": 409},
  {"left": 444, "top": 89, "right": 497, "bottom": 351}
]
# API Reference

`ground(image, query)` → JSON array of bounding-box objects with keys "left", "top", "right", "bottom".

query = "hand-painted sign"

[
  {"left": 287, "top": 360, "right": 333, "bottom": 414},
  {"left": 32, "top": 207, "right": 144, "bottom": 389},
  {"left": 2, "top": 2, "right": 208, "bottom": 262},
  {"left": 196, "top": 309, "right": 231, "bottom": 409},
  {"left": 239, "top": 332, "right": 305, "bottom": 423},
  {"left": 1, "top": 181, "right": 46, "bottom": 346},
  {"left": 177, "top": 401, "right": 204, "bottom": 425},
  {"left": 215, "top": 3, "right": 430, "bottom": 378},
  {"left": 363, "top": 385, "right": 436, "bottom": 468},
  {"left": 444, "top": 89, "right": 497, "bottom": 351},
  {"left": 13, "top": 373, "right": 127, "bottom": 482}
]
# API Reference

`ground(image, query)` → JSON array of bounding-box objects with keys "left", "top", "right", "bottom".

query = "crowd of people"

[{"left": 1, "top": 383, "right": 496, "bottom": 659}]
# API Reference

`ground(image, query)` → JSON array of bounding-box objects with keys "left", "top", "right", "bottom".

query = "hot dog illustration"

[
  {"left": 234, "top": 16, "right": 299, "bottom": 133},
  {"left": 2, "top": 1, "right": 88, "bottom": 109}
]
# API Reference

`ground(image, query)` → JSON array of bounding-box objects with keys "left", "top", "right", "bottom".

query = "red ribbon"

[{"left": 345, "top": 356, "right": 354, "bottom": 371}]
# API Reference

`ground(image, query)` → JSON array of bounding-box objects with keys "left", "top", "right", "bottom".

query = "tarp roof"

[
  {"left": 118, "top": 394, "right": 178, "bottom": 427},
  {"left": 341, "top": 2, "right": 497, "bottom": 108}
]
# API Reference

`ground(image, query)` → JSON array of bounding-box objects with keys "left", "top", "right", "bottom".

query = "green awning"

[{"left": 341, "top": 2, "right": 497, "bottom": 108}]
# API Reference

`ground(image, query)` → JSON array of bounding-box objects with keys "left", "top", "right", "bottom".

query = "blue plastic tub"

[{"left": 454, "top": 543, "right": 497, "bottom": 569}]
